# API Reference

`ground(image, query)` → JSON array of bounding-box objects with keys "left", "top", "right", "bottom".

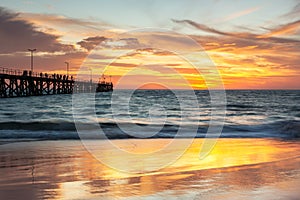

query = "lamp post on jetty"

[
  {"left": 89, "top": 68, "right": 92, "bottom": 82},
  {"left": 65, "top": 62, "right": 69, "bottom": 76},
  {"left": 28, "top": 48, "right": 36, "bottom": 72}
]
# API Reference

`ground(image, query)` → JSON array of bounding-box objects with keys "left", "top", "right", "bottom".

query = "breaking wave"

[{"left": 0, "top": 120, "right": 299, "bottom": 140}]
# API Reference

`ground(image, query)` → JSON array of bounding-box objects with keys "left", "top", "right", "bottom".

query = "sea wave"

[{"left": 0, "top": 120, "right": 299, "bottom": 140}]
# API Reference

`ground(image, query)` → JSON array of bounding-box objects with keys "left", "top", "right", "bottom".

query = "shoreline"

[{"left": 0, "top": 135, "right": 299, "bottom": 144}]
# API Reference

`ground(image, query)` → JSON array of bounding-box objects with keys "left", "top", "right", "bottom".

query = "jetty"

[{"left": 0, "top": 67, "right": 113, "bottom": 98}]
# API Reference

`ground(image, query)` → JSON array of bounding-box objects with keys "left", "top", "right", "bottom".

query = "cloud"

[
  {"left": 103, "top": 37, "right": 142, "bottom": 49},
  {"left": 77, "top": 36, "right": 108, "bottom": 51},
  {"left": 172, "top": 18, "right": 300, "bottom": 89},
  {"left": 0, "top": 7, "right": 74, "bottom": 54},
  {"left": 172, "top": 19, "right": 232, "bottom": 36},
  {"left": 138, "top": 31, "right": 202, "bottom": 51},
  {"left": 119, "top": 38, "right": 141, "bottom": 48},
  {"left": 109, "top": 62, "right": 137, "bottom": 68},
  {"left": 172, "top": 19, "right": 300, "bottom": 44},
  {"left": 19, "top": 12, "right": 110, "bottom": 31},
  {"left": 281, "top": 2, "right": 300, "bottom": 19},
  {"left": 221, "top": 6, "right": 261, "bottom": 22},
  {"left": 258, "top": 20, "right": 300, "bottom": 38},
  {"left": 120, "top": 48, "right": 175, "bottom": 58},
  {"left": 88, "top": 53, "right": 115, "bottom": 60},
  {"left": 77, "top": 36, "right": 150, "bottom": 52}
]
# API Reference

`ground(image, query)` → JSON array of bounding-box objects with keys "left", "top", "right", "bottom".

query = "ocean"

[
  {"left": 0, "top": 90, "right": 300, "bottom": 200},
  {"left": 0, "top": 90, "right": 299, "bottom": 140}
]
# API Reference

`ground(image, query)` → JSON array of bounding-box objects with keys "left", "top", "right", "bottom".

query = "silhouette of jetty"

[{"left": 0, "top": 67, "right": 113, "bottom": 98}]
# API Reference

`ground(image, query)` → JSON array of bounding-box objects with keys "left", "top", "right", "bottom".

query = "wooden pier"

[{"left": 0, "top": 67, "right": 113, "bottom": 98}]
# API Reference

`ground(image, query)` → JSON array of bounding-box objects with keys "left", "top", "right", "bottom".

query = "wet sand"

[{"left": 0, "top": 138, "right": 299, "bottom": 200}]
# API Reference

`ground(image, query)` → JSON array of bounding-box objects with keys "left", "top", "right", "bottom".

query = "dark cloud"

[
  {"left": 0, "top": 7, "right": 74, "bottom": 54},
  {"left": 77, "top": 36, "right": 107, "bottom": 51},
  {"left": 172, "top": 19, "right": 231, "bottom": 36}
]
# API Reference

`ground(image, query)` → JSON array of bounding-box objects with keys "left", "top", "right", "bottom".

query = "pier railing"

[{"left": 1, "top": 67, "right": 24, "bottom": 76}]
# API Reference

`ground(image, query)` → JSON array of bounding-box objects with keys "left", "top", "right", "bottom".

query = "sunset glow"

[{"left": 0, "top": 0, "right": 299, "bottom": 89}]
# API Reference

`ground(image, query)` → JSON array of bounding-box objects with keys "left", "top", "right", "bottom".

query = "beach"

[{"left": 0, "top": 138, "right": 299, "bottom": 200}]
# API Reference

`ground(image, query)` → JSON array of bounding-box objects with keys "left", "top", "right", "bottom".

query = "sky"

[{"left": 0, "top": 0, "right": 299, "bottom": 89}]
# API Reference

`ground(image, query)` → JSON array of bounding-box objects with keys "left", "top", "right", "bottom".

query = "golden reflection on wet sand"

[{"left": 0, "top": 138, "right": 299, "bottom": 199}]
